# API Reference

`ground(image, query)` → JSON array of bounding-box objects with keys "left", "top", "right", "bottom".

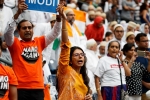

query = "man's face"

[
  {"left": 112, "top": 7, "right": 117, "bottom": 13},
  {"left": 0, "top": 0, "right": 4, "bottom": 8},
  {"left": 18, "top": 21, "right": 34, "bottom": 41},
  {"left": 66, "top": 11, "right": 75, "bottom": 25},
  {"left": 127, "top": 26, "right": 134, "bottom": 32},
  {"left": 89, "top": 15, "right": 95, "bottom": 21},
  {"left": 136, "top": 36, "right": 149, "bottom": 49},
  {"left": 97, "top": 22, "right": 103, "bottom": 28},
  {"left": 99, "top": 46, "right": 105, "bottom": 55},
  {"left": 114, "top": 27, "right": 124, "bottom": 41}
]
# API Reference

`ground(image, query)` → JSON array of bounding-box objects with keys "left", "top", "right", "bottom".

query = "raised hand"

[
  {"left": 131, "top": 52, "right": 137, "bottom": 62},
  {"left": 56, "top": 3, "right": 67, "bottom": 21},
  {"left": 85, "top": 94, "right": 93, "bottom": 100},
  {"left": 18, "top": 0, "right": 28, "bottom": 14},
  {"left": 118, "top": 51, "right": 123, "bottom": 62}
]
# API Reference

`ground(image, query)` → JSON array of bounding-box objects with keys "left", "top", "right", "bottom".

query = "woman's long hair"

[
  {"left": 69, "top": 46, "right": 90, "bottom": 94},
  {"left": 140, "top": 3, "right": 148, "bottom": 14}
]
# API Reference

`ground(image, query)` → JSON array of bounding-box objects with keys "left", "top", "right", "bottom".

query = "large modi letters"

[{"left": 25, "top": 0, "right": 59, "bottom": 13}]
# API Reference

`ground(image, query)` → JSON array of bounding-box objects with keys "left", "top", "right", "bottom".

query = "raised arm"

[
  {"left": 4, "top": 0, "right": 27, "bottom": 46},
  {"left": 119, "top": 51, "right": 131, "bottom": 76},
  {"left": 57, "top": 5, "right": 71, "bottom": 74}
]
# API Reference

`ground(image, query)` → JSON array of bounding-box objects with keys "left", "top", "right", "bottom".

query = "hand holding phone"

[
  {"left": 131, "top": 52, "right": 137, "bottom": 61},
  {"left": 145, "top": 51, "right": 150, "bottom": 61},
  {"left": 137, "top": 50, "right": 146, "bottom": 57}
]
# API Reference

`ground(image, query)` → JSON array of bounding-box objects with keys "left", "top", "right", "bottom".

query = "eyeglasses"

[
  {"left": 140, "top": 40, "right": 150, "bottom": 42},
  {"left": 21, "top": 26, "right": 33, "bottom": 30},
  {"left": 115, "top": 30, "right": 124, "bottom": 33},
  {"left": 73, "top": 53, "right": 85, "bottom": 57}
]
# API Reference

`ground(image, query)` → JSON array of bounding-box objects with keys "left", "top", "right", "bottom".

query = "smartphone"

[{"left": 137, "top": 50, "right": 146, "bottom": 57}]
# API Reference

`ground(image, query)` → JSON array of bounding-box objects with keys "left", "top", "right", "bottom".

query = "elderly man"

[
  {"left": 4, "top": 0, "right": 65, "bottom": 100},
  {"left": 65, "top": 8, "right": 87, "bottom": 50},
  {"left": 85, "top": 39, "right": 99, "bottom": 100},
  {"left": 86, "top": 10, "right": 95, "bottom": 26}
]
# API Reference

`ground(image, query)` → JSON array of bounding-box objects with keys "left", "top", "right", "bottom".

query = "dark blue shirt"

[{"left": 135, "top": 48, "right": 150, "bottom": 93}]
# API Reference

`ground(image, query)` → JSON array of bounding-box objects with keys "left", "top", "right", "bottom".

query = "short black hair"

[
  {"left": 17, "top": 19, "right": 34, "bottom": 30},
  {"left": 135, "top": 33, "right": 147, "bottom": 42},
  {"left": 122, "top": 43, "right": 135, "bottom": 56},
  {"left": 105, "top": 31, "right": 113, "bottom": 37}
]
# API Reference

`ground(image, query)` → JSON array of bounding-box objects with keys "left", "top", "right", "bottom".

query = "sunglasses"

[{"left": 21, "top": 26, "right": 33, "bottom": 30}]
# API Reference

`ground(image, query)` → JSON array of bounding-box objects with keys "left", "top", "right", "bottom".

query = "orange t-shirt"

[
  {"left": 8, "top": 36, "right": 45, "bottom": 89},
  {"left": 0, "top": 64, "right": 18, "bottom": 100},
  {"left": 57, "top": 41, "right": 88, "bottom": 100}
]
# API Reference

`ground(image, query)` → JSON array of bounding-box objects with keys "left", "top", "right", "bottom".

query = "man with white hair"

[
  {"left": 85, "top": 39, "right": 99, "bottom": 100},
  {"left": 65, "top": 8, "right": 87, "bottom": 50},
  {"left": 98, "top": 41, "right": 107, "bottom": 58}
]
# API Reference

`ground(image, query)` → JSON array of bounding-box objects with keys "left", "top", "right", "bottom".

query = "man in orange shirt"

[
  {"left": 0, "top": 38, "right": 18, "bottom": 100},
  {"left": 4, "top": 0, "right": 65, "bottom": 100}
]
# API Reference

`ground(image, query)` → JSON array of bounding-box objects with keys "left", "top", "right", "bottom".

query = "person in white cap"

[
  {"left": 98, "top": 41, "right": 107, "bottom": 58},
  {"left": 127, "top": 21, "right": 137, "bottom": 32},
  {"left": 108, "top": 21, "right": 118, "bottom": 32},
  {"left": 126, "top": 31, "right": 135, "bottom": 44},
  {"left": 95, "top": 7, "right": 103, "bottom": 13},
  {"left": 140, "top": 23, "right": 150, "bottom": 47},
  {"left": 65, "top": 8, "right": 87, "bottom": 50},
  {"left": 67, "top": 0, "right": 80, "bottom": 10},
  {"left": 112, "top": 24, "right": 125, "bottom": 49},
  {"left": 85, "top": 39, "right": 99, "bottom": 99},
  {"left": 86, "top": 10, "right": 95, "bottom": 26}
]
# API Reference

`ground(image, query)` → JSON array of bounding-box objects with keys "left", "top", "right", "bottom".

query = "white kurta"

[
  {"left": 85, "top": 49, "right": 99, "bottom": 94},
  {"left": 30, "top": 11, "right": 51, "bottom": 23},
  {"left": 0, "top": 6, "right": 13, "bottom": 35},
  {"left": 68, "top": 25, "right": 87, "bottom": 50}
]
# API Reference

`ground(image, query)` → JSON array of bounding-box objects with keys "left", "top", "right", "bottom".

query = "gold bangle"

[
  {"left": 96, "top": 88, "right": 100, "bottom": 91},
  {"left": 62, "top": 29, "right": 67, "bottom": 31}
]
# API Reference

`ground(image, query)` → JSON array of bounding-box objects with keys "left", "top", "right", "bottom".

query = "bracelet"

[
  {"left": 62, "top": 29, "right": 67, "bottom": 31},
  {"left": 96, "top": 88, "right": 100, "bottom": 91}
]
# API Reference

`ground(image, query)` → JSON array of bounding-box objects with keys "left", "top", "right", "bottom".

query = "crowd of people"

[{"left": 1, "top": 0, "right": 150, "bottom": 100}]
